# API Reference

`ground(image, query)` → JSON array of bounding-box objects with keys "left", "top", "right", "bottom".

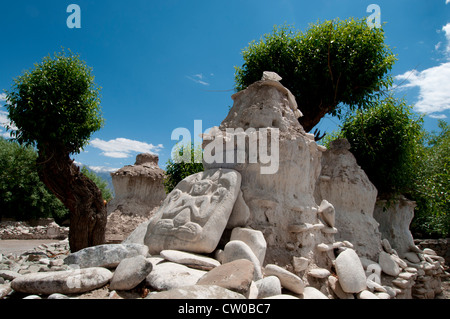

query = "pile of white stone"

[
  {"left": 0, "top": 239, "right": 72, "bottom": 298},
  {"left": 1, "top": 229, "right": 311, "bottom": 299},
  {"left": 0, "top": 220, "right": 68, "bottom": 240},
  {"left": 1, "top": 227, "right": 446, "bottom": 299},
  {"left": 358, "top": 239, "right": 445, "bottom": 299}
]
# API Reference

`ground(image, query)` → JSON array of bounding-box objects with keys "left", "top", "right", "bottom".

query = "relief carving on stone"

[{"left": 144, "top": 168, "right": 241, "bottom": 254}]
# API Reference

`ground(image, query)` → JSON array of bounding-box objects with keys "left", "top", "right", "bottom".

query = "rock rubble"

[
  {"left": 1, "top": 233, "right": 445, "bottom": 299},
  {"left": 0, "top": 220, "right": 68, "bottom": 240}
]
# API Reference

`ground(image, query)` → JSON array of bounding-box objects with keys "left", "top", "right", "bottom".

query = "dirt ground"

[{"left": 0, "top": 239, "right": 62, "bottom": 256}]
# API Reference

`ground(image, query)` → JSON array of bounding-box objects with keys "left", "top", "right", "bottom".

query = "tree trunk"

[
  {"left": 298, "top": 103, "right": 333, "bottom": 133},
  {"left": 37, "top": 150, "right": 106, "bottom": 252}
]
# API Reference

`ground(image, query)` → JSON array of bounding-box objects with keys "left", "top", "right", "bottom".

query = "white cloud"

[
  {"left": 90, "top": 137, "right": 163, "bottom": 159},
  {"left": 99, "top": 151, "right": 130, "bottom": 158},
  {"left": 74, "top": 161, "right": 119, "bottom": 174},
  {"left": 435, "top": 42, "right": 442, "bottom": 51},
  {"left": 429, "top": 114, "right": 447, "bottom": 119},
  {"left": 447, "top": 0, "right": 450, "bottom": 5},
  {"left": 186, "top": 73, "right": 210, "bottom": 86},
  {"left": 0, "top": 106, "right": 18, "bottom": 132},
  {"left": 396, "top": 62, "right": 450, "bottom": 114},
  {"left": 0, "top": 93, "right": 17, "bottom": 135},
  {"left": 0, "top": 109, "right": 9, "bottom": 126},
  {"left": 395, "top": 22, "right": 450, "bottom": 116},
  {"left": 87, "top": 165, "right": 119, "bottom": 173},
  {"left": 442, "top": 23, "right": 450, "bottom": 55}
]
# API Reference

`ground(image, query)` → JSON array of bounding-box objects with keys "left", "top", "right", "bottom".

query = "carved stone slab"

[{"left": 144, "top": 168, "right": 241, "bottom": 254}]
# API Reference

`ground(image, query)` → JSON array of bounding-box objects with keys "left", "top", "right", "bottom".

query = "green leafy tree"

[
  {"left": 235, "top": 18, "right": 396, "bottom": 134},
  {"left": 339, "top": 96, "right": 424, "bottom": 197},
  {"left": 411, "top": 120, "right": 450, "bottom": 237},
  {"left": 0, "top": 137, "right": 68, "bottom": 221},
  {"left": 5, "top": 50, "right": 106, "bottom": 252},
  {"left": 329, "top": 99, "right": 448, "bottom": 238},
  {"left": 81, "top": 166, "right": 113, "bottom": 203},
  {"left": 163, "top": 143, "right": 204, "bottom": 193}
]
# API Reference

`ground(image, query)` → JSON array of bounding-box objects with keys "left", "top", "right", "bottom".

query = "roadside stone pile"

[
  {"left": 1, "top": 229, "right": 447, "bottom": 299},
  {"left": 1, "top": 237, "right": 301, "bottom": 299},
  {"left": 0, "top": 239, "right": 72, "bottom": 298},
  {"left": 358, "top": 239, "right": 446, "bottom": 299},
  {"left": 0, "top": 220, "right": 68, "bottom": 240},
  {"left": 415, "top": 238, "right": 450, "bottom": 266},
  {"left": 408, "top": 248, "right": 446, "bottom": 299},
  {"left": 0, "top": 234, "right": 347, "bottom": 299},
  {"left": 105, "top": 207, "right": 159, "bottom": 243}
]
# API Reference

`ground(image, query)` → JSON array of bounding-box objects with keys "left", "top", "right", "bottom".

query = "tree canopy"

[
  {"left": 235, "top": 18, "right": 396, "bottom": 133},
  {"left": 411, "top": 120, "right": 450, "bottom": 237},
  {"left": 0, "top": 136, "right": 68, "bottom": 221},
  {"left": 329, "top": 97, "right": 449, "bottom": 237},
  {"left": 5, "top": 49, "right": 103, "bottom": 156},
  {"left": 339, "top": 96, "right": 423, "bottom": 197}
]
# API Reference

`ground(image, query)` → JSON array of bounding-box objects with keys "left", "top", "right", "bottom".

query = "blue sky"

[{"left": 1, "top": 0, "right": 449, "bottom": 173}]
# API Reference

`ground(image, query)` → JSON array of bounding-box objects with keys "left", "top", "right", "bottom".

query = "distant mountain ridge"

[
  {"left": 75, "top": 163, "right": 117, "bottom": 197},
  {"left": 94, "top": 169, "right": 115, "bottom": 197}
]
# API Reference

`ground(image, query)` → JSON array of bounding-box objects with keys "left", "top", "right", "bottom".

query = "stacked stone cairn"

[{"left": 1, "top": 72, "right": 446, "bottom": 299}]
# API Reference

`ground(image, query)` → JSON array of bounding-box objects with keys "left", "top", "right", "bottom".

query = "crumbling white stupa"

[
  {"left": 108, "top": 153, "right": 166, "bottom": 216},
  {"left": 202, "top": 71, "right": 338, "bottom": 273},
  {"left": 314, "top": 138, "right": 382, "bottom": 261}
]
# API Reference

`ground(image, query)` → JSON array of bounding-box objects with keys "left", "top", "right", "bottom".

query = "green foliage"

[
  {"left": 80, "top": 166, "right": 113, "bottom": 202},
  {"left": 326, "top": 101, "right": 448, "bottom": 238},
  {"left": 318, "top": 129, "right": 344, "bottom": 148},
  {"left": 163, "top": 143, "right": 204, "bottom": 193},
  {"left": 410, "top": 120, "right": 450, "bottom": 238},
  {"left": 234, "top": 18, "right": 396, "bottom": 131},
  {"left": 5, "top": 49, "right": 103, "bottom": 156},
  {"left": 340, "top": 96, "right": 424, "bottom": 196},
  {"left": 0, "top": 137, "right": 68, "bottom": 221}
]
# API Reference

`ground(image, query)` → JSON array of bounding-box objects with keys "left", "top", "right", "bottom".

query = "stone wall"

[
  {"left": 415, "top": 239, "right": 450, "bottom": 266},
  {"left": 0, "top": 219, "right": 68, "bottom": 240}
]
